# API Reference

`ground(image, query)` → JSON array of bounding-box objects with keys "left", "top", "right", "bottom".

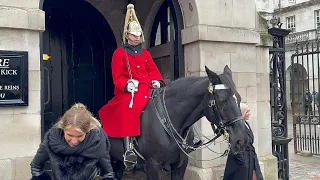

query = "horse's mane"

[
  {"left": 162, "top": 77, "right": 209, "bottom": 128},
  {"left": 165, "top": 76, "right": 209, "bottom": 99}
]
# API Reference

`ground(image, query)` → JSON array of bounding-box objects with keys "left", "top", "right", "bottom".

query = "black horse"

[{"left": 109, "top": 66, "right": 249, "bottom": 180}]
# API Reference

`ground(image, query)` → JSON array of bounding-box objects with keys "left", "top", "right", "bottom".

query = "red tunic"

[{"left": 99, "top": 47, "right": 164, "bottom": 138}]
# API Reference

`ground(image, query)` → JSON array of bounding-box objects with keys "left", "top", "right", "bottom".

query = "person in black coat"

[
  {"left": 304, "top": 90, "right": 313, "bottom": 115},
  {"left": 30, "top": 103, "right": 116, "bottom": 180},
  {"left": 223, "top": 103, "right": 264, "bottom": 180}
]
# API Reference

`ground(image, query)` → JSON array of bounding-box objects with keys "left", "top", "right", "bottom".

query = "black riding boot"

[{"left": 123, "top": 137, "right": 137, "bottom": 169}]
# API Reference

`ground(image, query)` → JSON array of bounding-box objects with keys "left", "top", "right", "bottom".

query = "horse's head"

[{"left": 203, "top": 65, "right": 248, "bottom": 154}]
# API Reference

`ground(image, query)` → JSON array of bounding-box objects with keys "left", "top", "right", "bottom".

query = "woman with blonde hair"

[
  {"left": 223, "top": 103, "right": 264, "bottom": 180},
  {"left": 30, "top": 103, "right": 116, "bottom": 180}
]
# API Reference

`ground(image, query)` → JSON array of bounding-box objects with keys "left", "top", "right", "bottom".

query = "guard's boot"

[{"left": 123, "top": 137, "right": 137, "bottom": 169}]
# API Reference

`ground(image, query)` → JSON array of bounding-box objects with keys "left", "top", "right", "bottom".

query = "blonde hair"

[
  {"left": 240, "top": 103, "right": 249, "bottom": 118},
  {"left": 57, "top": 103, "right": 101, "bottom": 133}
]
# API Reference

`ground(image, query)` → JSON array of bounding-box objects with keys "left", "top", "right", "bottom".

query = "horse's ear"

[
  {"left": 223, "top": 65, "right": 232, "bottom": 79},
  {"left": 205, "top": 66, "right": 220, "bottom": 84}
]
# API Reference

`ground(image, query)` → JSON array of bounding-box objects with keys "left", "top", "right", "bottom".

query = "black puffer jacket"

[{"left": 30, "top": 126, "right": 115, "bottom": 180}]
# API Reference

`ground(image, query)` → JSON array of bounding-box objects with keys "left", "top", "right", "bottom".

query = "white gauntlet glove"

[
  {"left": 126, "top": 79, "right": 139, "bottom": 92},
  {"left": 152, "top": 80, "right": 161, "bottom": 88}
]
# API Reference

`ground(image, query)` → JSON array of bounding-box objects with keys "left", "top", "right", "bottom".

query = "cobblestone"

[
  {"left": 120, "top": 111, "right": 320, "bottom": 180},
  {"left": 121, "top": 159, "right": 320, "bottom": 180},
  {"left": 289, "top": 160, "right": 320, "bottom": 180},
  {"left": 123, "top": 171, "right": 146, "bottom": 180},
  {"left": 288, "top": 110, "right": 320, "bottom": 180}
]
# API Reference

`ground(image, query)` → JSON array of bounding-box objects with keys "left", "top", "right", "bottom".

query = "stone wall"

[
  {"left": 0, "top": 2, "right": 45, "bottom": 179},
  {"left": 276, "top": 0, "right": 315, "bottom": 9},
  {"left": 277, "top": 2, "right": 320, "bottom": 110},
  {"left": 278, "top": 3, "right": 320, "bottom": 32},
  {"left": 181, "top": 0, "right": 277, "bottom": 179}
]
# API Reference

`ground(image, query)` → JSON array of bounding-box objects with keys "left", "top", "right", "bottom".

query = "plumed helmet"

[{"left": 123, "top": 4, "right": 145, "bottom": 43}]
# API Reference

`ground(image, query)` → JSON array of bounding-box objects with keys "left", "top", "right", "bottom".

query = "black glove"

[{"left": 31, "top": 172, "right": 52, "bottom": 180}]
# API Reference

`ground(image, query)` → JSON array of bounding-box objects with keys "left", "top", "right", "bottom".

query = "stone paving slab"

[
  {"left": 289, "top": 160, "right": 320, "bottom": 180},
  {"left": 121, "top": 110, "right": 320, "bottom": 180},
  {"left": 123, "top": 159, "right": 320, "bottom": 180},
  {"left": 288, "top": 110, "right": 320, "bottom": 180},
  {"left": 123, "top": 171, "right": 146, "bottom": 180}
]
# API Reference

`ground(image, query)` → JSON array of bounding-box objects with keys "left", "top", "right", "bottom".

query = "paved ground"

[
  {"left": 288, "top": 138, "right": 320, "bottom": 179},
  {"left": 122, "top": 156, "right": 320, "bottom": 180},
  {"left": 123, "top": 171, "right": 146, "bottom": 180},
  {"left": 287, "top": 110, "right": 320, "bottom": 180},
  {"left": 121, "top": 110, "right": 320, "bottom": 180},
  {"left": 289, "top": 157, "right": 320, "bottom": 180}
]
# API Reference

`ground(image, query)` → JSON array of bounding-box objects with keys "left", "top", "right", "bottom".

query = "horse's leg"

[
  {"left": 170, "top": 158, "right": 188, "bottom": 180},
  {"left": 146, "top": 159, "right": 162, "bottom": 180},
  {"left": 111, "top": 156, "right": 125, "bottom": 180}
]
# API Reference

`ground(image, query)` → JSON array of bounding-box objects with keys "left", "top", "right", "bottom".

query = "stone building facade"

[
  {"left": 0, "top": 0, "right": 277, "bottom": 179},
  {"left": 272, "top": 0, "right": 320, "bottom": 109}
]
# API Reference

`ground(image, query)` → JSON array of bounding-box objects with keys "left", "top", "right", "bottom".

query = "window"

[
  {"left": 150, "top": 1, "right": 171, "bottom": 47},
  {"left": 288, "top": 0, "right": 295, "bottom": 3},
  {"left": 286, "top": 16, "right": 296, "bottom": 32},
  {"left": 315, "top": 10, "right": 320, "bottom": 29}
]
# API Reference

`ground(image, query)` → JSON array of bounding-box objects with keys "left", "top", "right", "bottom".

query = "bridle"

[
  {"left": 206, "top": 82, "right": 243, "bottom": 136},
  {"left": 148, "top": 82, "right": 243, "bottom": 161}
]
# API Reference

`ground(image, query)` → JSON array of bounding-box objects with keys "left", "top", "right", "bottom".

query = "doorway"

[{"left": 40, "top": 0, "right": 117, "bottom": 134}]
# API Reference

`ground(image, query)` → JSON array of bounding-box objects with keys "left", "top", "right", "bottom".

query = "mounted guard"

[{"left": 99, "top": 4, "right": 164, "bottom": 168}]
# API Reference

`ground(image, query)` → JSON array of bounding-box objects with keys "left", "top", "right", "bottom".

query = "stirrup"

[{"left": 123, "top": 149, "right": 137, "bottom": 169}]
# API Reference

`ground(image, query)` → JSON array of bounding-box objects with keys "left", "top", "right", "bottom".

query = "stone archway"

[
  {"left": 288, "top": 63, "right": 309, "bottom": 108},
  {"left": 177, "top": 0, "right": 199, "bottom": 27}
]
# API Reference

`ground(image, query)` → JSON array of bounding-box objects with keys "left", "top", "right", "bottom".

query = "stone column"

[
  {"left": 255, "top": 15, "right": 278, "bottom": 180},
  {"left": 181, "top": 0, "right": 277, "bottom": 179},
  {"left": 0, "top": 1, "right": 45, "bottom": 179},
  {"left": 254, "top": 1, "right": 280, "bottom": 178}
]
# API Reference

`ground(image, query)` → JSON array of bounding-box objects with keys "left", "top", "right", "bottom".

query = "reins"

[{"left": 151, "top": 83, "right": 240, "bottom": 161}]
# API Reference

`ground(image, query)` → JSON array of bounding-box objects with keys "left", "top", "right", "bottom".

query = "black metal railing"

[
  {"left": 291, "top": 38, "right": 320, "bottom": 156},
  {"left": 269, "top": 27, "right": 292, "bottom": 180}
]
